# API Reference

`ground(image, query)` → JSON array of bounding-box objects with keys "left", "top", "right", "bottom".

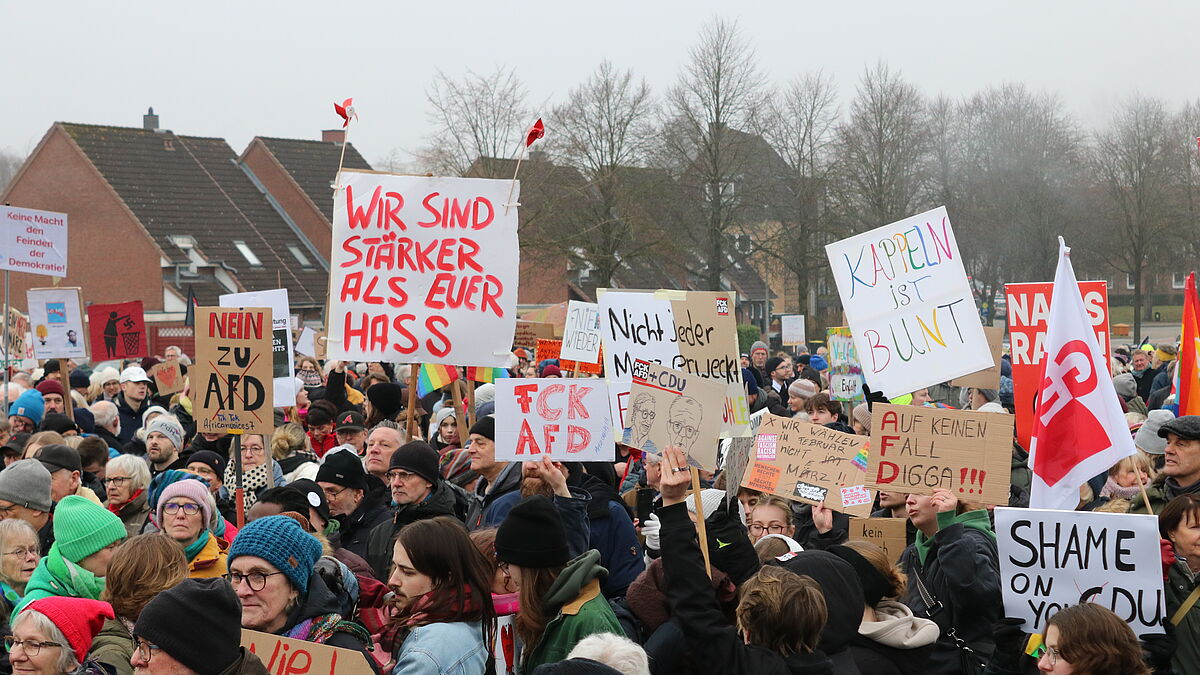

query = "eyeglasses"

[
  {"left": 668, "top": 420, "right": 699, "bottom": 439},
  {"left": 1033, "top": 644, "right": 1059, "bottom": 667},
  {"left": 636, "top": 409, "right": 656, "bottom": 421},
  {"left": 133, "top": 638, "right": 159, "bottom": 663},
  {"left": 242, "top": 445, "right": 265, "bottom": 455},
  {"left": 749, "top": 524, "right": 787, "bottom": 536},
  {"left": 0, "top": 505, "right": 19, "bottom": 515},
  {"left": 385, "top": 470, "right": 419, "bottom": 482},
  {"left": 162, "top": 502, "right": 201, "bottom": 516},
  {"left": 226, "top": 570, "right": 285, "bottom": 592},
  {"left": 497, "top": 560, "right": 511, "bottom": 578},
  {"left": 103, "top": 476, "right": 132, "bottom": 486},
  {"left": 322, "top": 486, "right": 347, "bottom": 500},
  {"left": 2, "top": 547, "right": 37, "bottom": 559},
  {"left": 4, "top": 636, "right": 63, "bottom": 656}
]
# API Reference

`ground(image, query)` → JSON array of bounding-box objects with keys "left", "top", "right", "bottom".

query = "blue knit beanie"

[
  {"left": 8, "top": 390, "right": 44, "bottom": 426},
  {"left": 228, "top": 516, "right": 322, "bottom": 592}
]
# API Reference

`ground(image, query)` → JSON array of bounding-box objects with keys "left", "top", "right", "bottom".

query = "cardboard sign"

[
  {"left": 950, "top": 325, "right": 1006, "bottom": 389},
  {"left": 825, "top": 206, "right": 992, "bottom": 397},
  {"left": 494, "top": 378, "right": 613, "bottom": 461},
  {"left": 533, "top": 339, "right": 603, "bottom": 376},
  {"left": 514, "top": 320, "right": 557, "bottom": 349},
  {"left": 327, "top": 171, "right": 519, "bottom": 367},
  {"left": 241, "top": 629, "right": 372, "bottom": 673},
  {"left": 622, "top": 360, "right": 726, "bottom": 470},
  {"left": 314, "top": 330, "right": 328, "bottom": 361},
  {"left": 721, "top": 408, "right": 767, "bottom": 501},
  {"left": 741, "top": 414, "right": 873, "bottom": 516},
  {"left": 1, "top": 206, "right": 68, "bottom": 276},
  {"left": 849, "top": 517, "right": 908, "bottom": 562},
  {"left": 995, "top": 508, "right": 1165, "bottom": 635},
  {"left": 1006, "top": 281, "right": 1110, "bottom": 449},
  {"left": 2, "top": 307, "right": 29, "bottom": 367},
  {"left": 827, "top": 327, "right": 865, "bottom": 405},
  {"left": 221, "top": 289, "right": 295, "bottom": 408},
  {"left": 867, "top": 404, "right": 1012, "bottom": 505},
  {"left": 781, "top": 315, "right": 806, "bottom": 346},
  {"left": 26, "top": 287, "right": 87, "bottom": 359},
  {"left": 152, "top": 360, "right": 185, "bottom": 396},
  {"left": 560, "top": 300, "right": 602, "bottom": 363},
  {"left": 86, "top": 301, "right": 146, "bottom": 360},
  {"left": 194, "top": 307, "right": 274, "bottom": 435},
  {"left": 295, "top": 326, "right": 318, "bottom": 358},
  {"left": 668, "top": 291, "right": 750, "bottom": 438}
]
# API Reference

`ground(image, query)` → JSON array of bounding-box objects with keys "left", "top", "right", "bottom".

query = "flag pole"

[
  {"left": 503, "top": 153, "right": 524, "bottom": 217},
  {"left": 231, "top": 430, "right": 245, "bottom": 529}
]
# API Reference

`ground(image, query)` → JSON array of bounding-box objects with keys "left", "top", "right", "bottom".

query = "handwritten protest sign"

[
  {"left": 995, "top": 508, "right": 1165, "bottom": 635},
  {"left": 327, "top": 171, "right": 518, "bottom": 367},
  {"left": 849, "top": 518, "right": 908, "bottom": 562},
  {"left": 242, "top": 629, "right": 371, "bottom": 674},
  {"left": 741, "top": 414, "right": 874, "bottom": 516},
  {"left": 27, "top": 287, "right": 86, "bottom": 359},
  {"left": 781, "top": 315, "right": 806, "bottom": 346},
  {"left": 494, "top": 378, "right": 613, "bottom": 461},
  {"left": 560, "top": 300, "right": 601, "bottom": 363},
  {"left": 950, "top": 325, "right": 1006, "bottom": 390},
  {"left": 1006, "top": 281, "right": 1110, "bottom": 449},
  {"left": 534, "top": 339, "right": 603, "bottom": 376},
  {"left": 622, "top": 360, "right": 725, "bottom": 470},
  {"left": 721, "top": 408, "right": 767, "bottom": 500},
  {"left": 825, "top": 206, "right": 991, "bottom": 397},
  {"left": 827, "top": 327, "right": 865, "bottom": 405},
  {"left": 194, "top": 307, "right": 274, "bottom": 435},
  {"left": 295, "top": 326, "right": 318, "bottom": 358},
  {"left": 669, "top": 290, "right": 750, "bottom": 438},
  {"left": 151, "top": 360, "right": 185, "bottom": 396},
  {"left": 514, "top": 320, "right": 557, "bottom": 349},
  {"left": 1, "top": 206, "right": 68, "bottom": 276},
  {"left": 2, "top": 307, "right": 29, "bottom": 367},
  {"left": 86, "top": 301, "right": 146, "bottom": 360},
  {"left": 221, "top": 289, "right": 294, "bottom": 408},
  {"left": 867, "top": 404, "right": 1012, "bottom": 505},
  {"left": 599, "top": 290, "right": 679, "bottom": 427}
]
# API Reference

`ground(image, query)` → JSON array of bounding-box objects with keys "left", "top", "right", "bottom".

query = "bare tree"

[
  {"left": 414, "top": 67, "right": 531, "bottom": 176},
  {"left": 540, "top": 61, "right": 663, "bottom": 288},
  {"left": 834, "top": 62, "right": 928, "bottom": 230},
  {"left": 659, "top": 17, "right": 767, "bottom": 291},
  {"left": 1093, "top": 96, "right": 1183, "bottom": 341},
  {"left": 0, "top": 149, "right": 22, "bottom": 192}
]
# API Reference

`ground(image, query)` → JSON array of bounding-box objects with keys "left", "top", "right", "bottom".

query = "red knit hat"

[
  {"left": 22, "top": 597, "right": 114, "bottom": 663},
  {"left": 34, "top": 380, "right": 65, "bottom": 398}
]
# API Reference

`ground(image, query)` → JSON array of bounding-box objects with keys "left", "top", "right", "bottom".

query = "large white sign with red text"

[
  {"left": 494, "top": 378, "right": 614, "bottom": 462},
  {"left": 326, "top": 171, "right": 519, "bottom": 366}
]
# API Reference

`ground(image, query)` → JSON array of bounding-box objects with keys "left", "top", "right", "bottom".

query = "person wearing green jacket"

[
  {"left": 12, "top": 495, "right": 127, "bottom": 620},
  {"left": 494, "top": 494, "right": 622, "bottom": 673}
]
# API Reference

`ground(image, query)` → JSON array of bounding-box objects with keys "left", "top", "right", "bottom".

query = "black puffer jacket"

[
  {"left": 779, "top": 552, "right": 864, "bottom": 674},
  {"left": 334, "top": 491, "right": 391, "bottom": 561},
  {"left": 364, "top": 480, "right": 460, "bottom": 579},
  {"left": 278, "top": 574, "right": 380, "bottom": 674}
]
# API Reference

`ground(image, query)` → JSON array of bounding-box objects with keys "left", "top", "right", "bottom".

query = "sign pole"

[
  {"left": 465, "top": 383, "right": 476, "bottom": 433},
  {"left": 450, "top": 376, "right": 466, "bottom": 442},
  {"left": 690, "top": 467, "right": 712, "bottom": 579},
  {"left": 405, "top": 364, "right": 419, "bottom": 441},
  {"left": 232, "top": 430, "right": 245, "bottom": 529},
  {"left": 2, "top": 270, "right": 9, "bottom": 421}
]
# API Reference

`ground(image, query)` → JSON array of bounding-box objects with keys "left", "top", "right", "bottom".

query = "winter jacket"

[
  {"left": 793, "top": 503, "right": 850, "bottom": 550},
  {"left": 218, "top": 648, "right": 271, "bottom": 674},
  {"left": 1129, "top": 474, "right": 1200, "bottom": 515},
  {"left": 1166, "top": 559, "right": 1200, "bottom": 675},
  {"left": 465, "top": 462, "right": 523, "bottom": 531},
  {"left": 186, "top": 531, "right": 229, "bottom": 578},
  {"left": 898, "top": 510, "right": 1000, "bottom": 675},
  {"left": 113, "top": 490, "right": 151, "bottom": 538},
  {"left": 521, "top": 550, "right": 623, "bottom": 673},
  {"left": 336, "top": 493, "right": 392, "bottom": 561},
  {"left": 392, "top": 620, "right": 488, "bottom": 675},
  {"left": 659, "top": 502, "right": 835, "bottom": 675},
  {"left": 570, "top": 472, "right": 644, "bottom": 598},
  {"left": 277, "top": 573, "right": 381, "bottom": 674},
  {"left": 779, "top": 551, "right": 865, "bottom": 674},
  {"left": 13, "top": 542, "right": 106, "bottom": 618},
  {"left": 1133, "top": 366, "right": 1162, "bottom": 402},
  {"left": 489, "top": 489, "right": 591, "bottom": 572},
  {"left": 115, "top": 394, "right": 149, "bottom": 444},
  {"left": 365, "top": 480, "right": 460, "bottom": 580},
  {"left": 850, "top": 600, "right": 938, "bottom": 675},
  {"left": 89, "top": 617, "right": 134, "bottom": 675}
]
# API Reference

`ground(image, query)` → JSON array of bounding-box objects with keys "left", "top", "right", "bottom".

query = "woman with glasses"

[
  {"left": 103, "top": 455, "right": 152, "bottom": 538},
  {"left": 9, "top": 596, "right": 113, "bottom": 674},
  {"left": 747, "top": 495, "right": 797, "bottom": 544},
  {"left": 0, "top": 520, "right": 39, "bottom": 673},
  {"left": 89, "top": 534, "right": 187, "bottom": 675},
  {"left": 156, "top": 478, "right": 228, "bottom": 578},
  {"left": 1034, "top": 603, "right": 1150, "bottom": 675},
  {"left": 227, "top": 516, "right": 380, "bottom": 673},
  {"left": 222, "top": 434, "right": 286, "bottom": 514},
  {"left": 384, "top": 516, "right": 495, "bottom": 675}
]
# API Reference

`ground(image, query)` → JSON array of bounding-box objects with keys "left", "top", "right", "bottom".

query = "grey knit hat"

[
  {"left": 146, "top": 416, "right": 184, "bottom": 451},
  {"left": 0, "top": 459, "right": 53, "bottom": 511}
]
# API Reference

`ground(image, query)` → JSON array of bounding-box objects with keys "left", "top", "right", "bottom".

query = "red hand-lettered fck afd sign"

[{"left": 326, "top": 172, "right": 519, "bottom": 367}]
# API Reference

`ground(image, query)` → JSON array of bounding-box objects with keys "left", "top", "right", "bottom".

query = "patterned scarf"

[
  {"left": 223, "top": 461, "right": 271, "bottom": 512},
  {"left": 379, "top": 586, "right": 484, "bottom": 655},
  {"left": 286, "top": 612, "right": 372, "bottom": 646}
]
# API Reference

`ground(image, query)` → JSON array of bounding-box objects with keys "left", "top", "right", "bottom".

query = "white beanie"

[{"left": 685, "top": 488, "right": 726, "bottom": 520}]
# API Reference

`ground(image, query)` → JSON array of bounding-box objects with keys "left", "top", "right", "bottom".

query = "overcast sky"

[{"left": 3, "top": 1, "right": 1199, "bottom": 168}]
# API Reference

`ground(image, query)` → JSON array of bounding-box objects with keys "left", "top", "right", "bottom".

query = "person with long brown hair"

[
  {"left": 89, "top": 533, "right": 188, "bottom": 675},
  {"left": 385, "top": 516, "right": 496, "bottom": 674},
  {"left": 1037, "top": 603, "right": 1150, "bottom": 675}
]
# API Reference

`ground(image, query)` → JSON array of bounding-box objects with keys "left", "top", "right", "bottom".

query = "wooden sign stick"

[
  {"left": 405, "top": 364, "right": 419, "bottom": 441},
  {"left": 571, "top": 360, "right": 581, "bottom": 378},
  {"left": 690, "top": 467, "right": 712, "bottom": 579},
  {"left": 231, "top": 430, "right": 245, "bottom": 529},
  {"left": 466, "top": 384, "right": 476, "bottom": 432},
  {"left": 451, "top": 377, "right": 466, "bottom": 440}
]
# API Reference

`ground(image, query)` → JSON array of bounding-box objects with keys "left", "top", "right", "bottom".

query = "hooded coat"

[
  {"left": 898, "top": 510, "right": 1000, "bottom": 675},
  {"left": 465, "top": 461, "right": 523, "bottom": 531},
  {"left": 521, "top": 550, "right": 623, "bottom": 673},
  {"left": 277, "top": 573, "right": 380, "bottom": 674},
  {"left": 364, "top": 479, "right": 460, "bottom": 580},
  {"left": 851, "top": 601, "right": 937, "bottom": 675},
  {"left": 335, "top": 489, "right": 392, "bottom": 561},
  {"left": 779, "top": 552, "right": 864, "bottom": 674}
]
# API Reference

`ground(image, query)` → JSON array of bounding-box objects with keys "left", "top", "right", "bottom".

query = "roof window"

[{"left": 233, "top": 241, "right": 262, "bottom": 267}]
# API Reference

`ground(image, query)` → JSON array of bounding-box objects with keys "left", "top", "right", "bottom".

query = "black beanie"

[
  {"left": 389, "top": 441, "right": 441, "bottom": 486},
  {"left": 315, "top": 450, "right": 367, "bottom": 490},
  {"left": 495, "top": 495, "right": 570, "bottom": 568},
  {"left": 828, "top": 545, "right": 891, "bottom": 607},
  {"left": 764, "top": 356, "right": 785, "bottom": 376},
  {"left": 367, "top": 383, "right": 406, "bottom": 419},
  {"left": 134, "top": 578, "right": 241, "bottom": 673},
  {"left": 468, "top": 415, "right": 495, "bottom": 441},
  {"left": 531, "top": 658, "right": 624, "bottom": 675}
]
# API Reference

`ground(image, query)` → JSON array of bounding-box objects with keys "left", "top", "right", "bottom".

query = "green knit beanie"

[{"left": 53, "top": 495, "right": 127, "bottom": 563}]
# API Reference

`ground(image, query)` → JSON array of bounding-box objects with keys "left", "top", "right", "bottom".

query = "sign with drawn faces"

[{"left": 621, "top": 359, "right": 725, "bottom": 471}]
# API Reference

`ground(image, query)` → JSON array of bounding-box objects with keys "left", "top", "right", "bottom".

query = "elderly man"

[
  {"left": 1129, "top": 416, "right": 1200, "bottom": 514},
  {"left": 335, "top": 410, "right": 368, "bottom": 455},
  {"left": 315, "top": 450, "right": 390, "bottom": 559},
  {"left": 6, "top": 390, "right": 43, "bottom": 435},
  {"left": 365, "top": 441, "right": 460, "bottom": 579},
  {"left": 115, "top": 366, "right": 153, "bottom": 444},
  {"left": 0, "top": 459, "right": 55, "bottom": 551},
  {"left": 363, "top": 421, "right": 403, "bottom": 480},
  {"left": 35, "top": 444, "right": 101, "bottom": 504},
  {"left": 464, "top": 416, "right": 522, "bottom": 530},
  {"left": 89, "top": 400, "right": 122, "bottom": 453}
]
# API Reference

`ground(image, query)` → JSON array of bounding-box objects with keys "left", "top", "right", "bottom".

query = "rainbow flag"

[
  {"left": 416, "top": 364, "right": 459, "bottom": 397},
  {"left": 466, "top": 366, "right": 510, "bottom": 383},
  {"left": 851, "top": 446, "right": 869, "bottom": 471}
]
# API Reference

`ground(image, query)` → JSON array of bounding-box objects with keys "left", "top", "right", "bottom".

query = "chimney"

[
  {"left": 322, "top": 129, "right": 346, "bottom": 144},
  {"left": 143, "top": 107, "right": 159, "bottom": 131}
]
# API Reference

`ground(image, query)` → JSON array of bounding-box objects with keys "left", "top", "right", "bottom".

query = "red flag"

[
  {"left": 1029, "top": 238, "right": 1135, "bottom": 510},
  {"left": 525, "top": 118, "right": 545, "bottom": 147},
  {"left": 334, "top": 98, "right": 357, "bottom": 128},
  {"left": 1180, "top": 272, "right": 1200, "bottom": 415}
]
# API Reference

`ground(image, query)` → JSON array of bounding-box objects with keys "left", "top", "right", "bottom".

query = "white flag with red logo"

[{"left": 1029, "top": 238, "right": 1135, "bottom": 510}]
